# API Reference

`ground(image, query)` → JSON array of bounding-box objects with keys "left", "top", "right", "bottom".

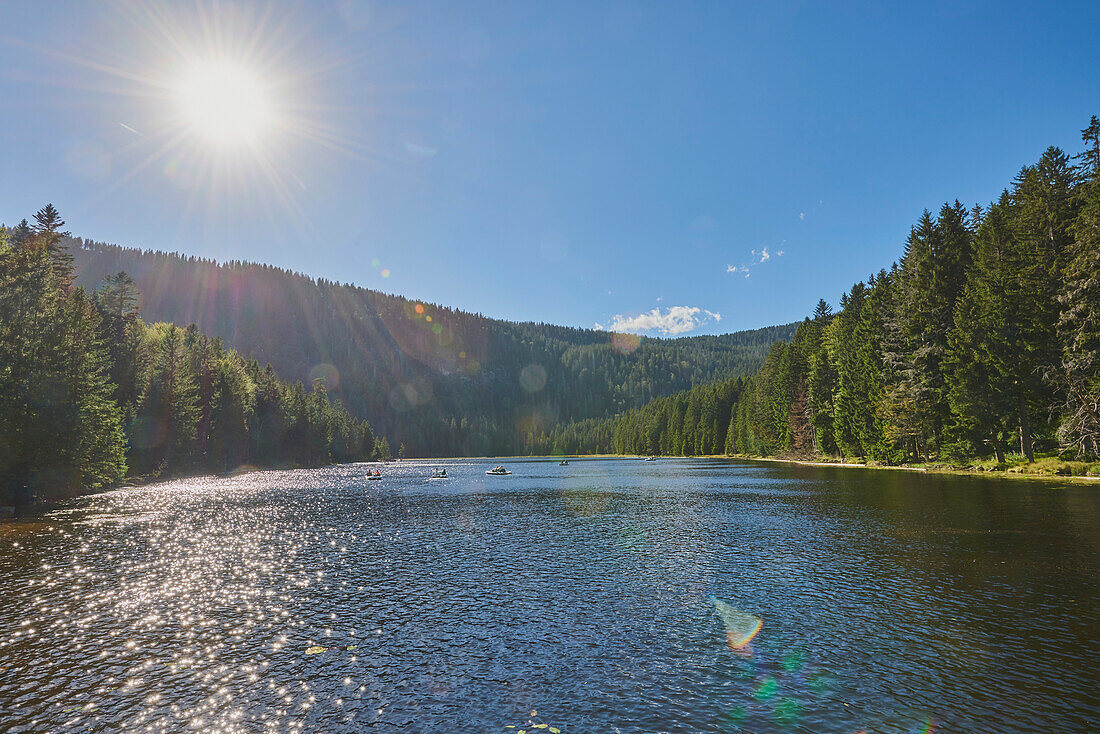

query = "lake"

[{"left": 0, "top": 458, "right": 1096, "bottom": 733}]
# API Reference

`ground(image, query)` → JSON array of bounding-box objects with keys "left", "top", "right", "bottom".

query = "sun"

[{"left": 175, "top": 59, "right": 271, "bottom": 147}]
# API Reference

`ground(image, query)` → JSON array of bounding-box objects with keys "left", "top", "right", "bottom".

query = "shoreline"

[
  {"left": 406, "top": 453, "right": 1100, "bottom": 485},
  {"left": 716, "top": 454, "right": 1100, "bottom": 484},
  {"left": 6, "top": 452, "right": 1095, "bottom": 519},
  {"left": 420, "top": 453, "right": 1100, "bottom": 485}
]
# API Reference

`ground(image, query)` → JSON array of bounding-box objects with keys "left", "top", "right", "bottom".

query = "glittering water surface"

[{"left": 1, "top": 459, "right": 1097, "bottom": 733}]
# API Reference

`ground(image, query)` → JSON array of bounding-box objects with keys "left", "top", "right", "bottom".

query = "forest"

[
  {"left": 7, "top": 117, "right": 1095, "bottom": 502},
  {"left": 539, "top": 118, "right": 1100, "bottom": 467},
  {"left": 70, "top": 241, "right": 792, "bottom": 456},
  {"left": 0, "top": 207, "right": 377, "bottom": 505}
]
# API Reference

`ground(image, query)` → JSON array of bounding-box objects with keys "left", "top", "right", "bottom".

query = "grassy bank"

[{"left": 725, "top": 453, "right": 1100, "bottom": 484}]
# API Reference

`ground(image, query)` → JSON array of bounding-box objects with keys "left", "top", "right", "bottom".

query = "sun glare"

[{"left": 176, "top": 60, "right": 271, "bottom": 147}]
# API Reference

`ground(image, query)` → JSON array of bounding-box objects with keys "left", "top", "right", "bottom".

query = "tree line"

[
  {"left": 537, "top": 117, "right": 1100, "bottom": 464},
  {"left": 1, "top": 207, "right": 378, "bottom": 505},
  {"left": 69, "top": 239, "right": 793, "bottom": 456}
]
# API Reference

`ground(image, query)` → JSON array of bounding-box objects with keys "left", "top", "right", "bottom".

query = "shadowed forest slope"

[{"left": 72, "top": 243, "right": 794, "bottom": 455}]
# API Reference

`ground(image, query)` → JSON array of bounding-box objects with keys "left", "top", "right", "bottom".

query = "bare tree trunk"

[{"left": 1018, "top": 395, "right": 1034, "bottom": 463}]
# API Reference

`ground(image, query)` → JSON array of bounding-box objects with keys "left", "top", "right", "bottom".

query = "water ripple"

[{"left": 1, "top": 458, "right": 1097, "bottom": 732}]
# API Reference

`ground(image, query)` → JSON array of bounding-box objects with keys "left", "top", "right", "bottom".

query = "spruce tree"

[
  {"left": 31, "top": 203, "right": 73, "bottom": 286},
  {"left": 1056, "top": 126, "right": 1100, "bottom": 456}
]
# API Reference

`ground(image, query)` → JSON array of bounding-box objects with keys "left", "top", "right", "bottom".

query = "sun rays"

[{"left": 32, "top": 1, "right": 384, "bottom": 235}]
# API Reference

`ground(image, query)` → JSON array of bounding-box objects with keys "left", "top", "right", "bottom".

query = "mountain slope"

[{"left": 72, "top": 239, "right": 794, "bottom": 455}]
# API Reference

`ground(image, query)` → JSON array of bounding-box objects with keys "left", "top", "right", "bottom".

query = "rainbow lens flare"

[{"left": 709, "top": 596, "right": 763, "bottom": 649}]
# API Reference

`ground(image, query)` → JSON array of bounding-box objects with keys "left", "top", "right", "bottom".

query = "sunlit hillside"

[{"left": 72, "top": 239, "right": 795, "bottom": 456}]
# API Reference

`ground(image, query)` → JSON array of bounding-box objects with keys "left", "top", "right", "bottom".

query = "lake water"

[{"left": 0, "top": 458, "right": 1097, "bottom": 733}]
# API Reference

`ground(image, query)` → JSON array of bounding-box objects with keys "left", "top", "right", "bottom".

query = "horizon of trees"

[{"left": 69, "top": 240, "right": 793, "bottom": 456}]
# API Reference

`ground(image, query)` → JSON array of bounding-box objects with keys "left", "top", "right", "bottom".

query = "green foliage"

[
  {"left": 0, "top": 230, "right": 125, "bottom": 502},
  {"left": 68, "top": 241, "right": 794, "bottom": 457},
  {"left": 1, "top": 206, "right": 376, "bottom": 503},
  {"left": 531, "top": 374, "right": 744, "bottom": 457}
]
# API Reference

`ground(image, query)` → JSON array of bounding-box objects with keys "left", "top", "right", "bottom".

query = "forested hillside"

[
  {"left": 71, "top": 243, "right": 793, "bottom": 456},
  {"left": 545, "top": 117, "right": 1100, "bottom": 466},
  {"left": 533, "top": 375, "right": 745, "bottom": 456},
  {"left": 1, "top": 207, "right": 376, "bottom": 505}
]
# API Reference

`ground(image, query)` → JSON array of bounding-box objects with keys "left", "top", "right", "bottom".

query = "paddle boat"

[
  {"left": 367, "top": 469, "right": 382, "bottom": 480},
  {"left": 559, "top": 460, "right": 569, "bottom": 466},
  {"left": 485, "top": 465, "right": 511, "bottom": 475},
  {"left": 430, "top": 468, "right": 448, "bottom": 479}
]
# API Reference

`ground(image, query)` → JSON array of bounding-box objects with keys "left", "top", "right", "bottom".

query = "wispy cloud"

[
  {"left": 799, "top": 211, "right": 805, "bottom": 220},
  {"left": 117, "top": 122, "right": 144, "bottom": 137},
  {"left": 727, "top": 244, "right": 784, "bottom": 279},
  {"left": 596, "top": 305, "right": 722, "bottom": 336}
]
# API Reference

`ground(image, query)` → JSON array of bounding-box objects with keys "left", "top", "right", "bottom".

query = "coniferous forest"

[
  {"left": 0, "top": 207, "right": 376, "bottom": 505},
  {"left": 68, "top": 242, "right": 792, "bottom": 457},
  {"left": 4, "top": 118, "right": 1098, "bottom": 504},
  {"left": 2, "top": 206, "right": 790, "bottom": 502},
  {"left": 537, "top": 118, "right": 1100, "bottom": 469}
]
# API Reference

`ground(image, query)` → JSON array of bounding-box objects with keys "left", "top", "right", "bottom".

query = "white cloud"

[
  {"left": 599, "top": 305, "right": 722, "bottom": 336},
  {"left": 799, "top": 212, "right": 805, "bottom": 220},
  {"left": 727, "top": 243, "right": 786, "bottom": 278}
]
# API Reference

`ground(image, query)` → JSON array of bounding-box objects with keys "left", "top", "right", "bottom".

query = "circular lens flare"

[{"left": 176, "top": 60, "right": 270, "bottom": 146}]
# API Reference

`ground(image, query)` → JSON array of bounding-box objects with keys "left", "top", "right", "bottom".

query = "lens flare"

[{"left": 709, "top": 595, "right": 763, "bottom": 649}]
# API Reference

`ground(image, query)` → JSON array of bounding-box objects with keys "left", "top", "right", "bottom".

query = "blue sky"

[{"left": 1, "top": 1, "right": 1097, "bottom": 335}]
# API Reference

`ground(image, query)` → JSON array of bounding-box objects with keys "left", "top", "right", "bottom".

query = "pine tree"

[
  {"left": 0, "top": 219, "right": 125, "bottom": 502},
  {"left": 946, "top": 194, "right": 1042, "bottom": 461},
  {"left": 1056, "top": 124, "right": 1100, "bottom": 456},
  {"left": 889, "top": 203, "right": 973, "bottom": 457},
  {"left": 31, "top": 203, "right": 73, "bottom": 286}
]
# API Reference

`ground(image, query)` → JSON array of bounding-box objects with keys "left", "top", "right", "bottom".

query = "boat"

[
  {"left": 644, "top": 456, "right": 657, "bottom": 461},
  {"left": 559, "top": 460, "right": 569, "bottom": 466},
  {"left": 430, "top": 469, "right": 448, "bottom": 479},
  {"left": 366, "top": 469, "right": 383, "bottom": 480},
  {"left": 485, "top": 466, "right": 512, "bottom": 475},
  {"left": 367, "top": 474, "right": 382, "bottom": 480}
]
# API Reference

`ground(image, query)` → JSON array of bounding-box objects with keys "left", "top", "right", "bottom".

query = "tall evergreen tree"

[
  {"left": 31, "top": 203, "right": 73, "bottom": 286},
  {"left": 1056, "top": 121, "right": 1100, "bottom": 456}
]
